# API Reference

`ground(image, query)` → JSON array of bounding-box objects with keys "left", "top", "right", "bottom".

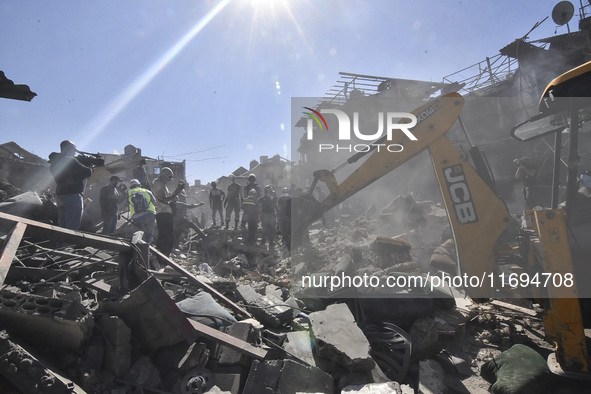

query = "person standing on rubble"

[
  {"left": 99, "top": 175, "right": 121, "bottom": 235},
  {"left": 128, "top": 179, "right": 157, "bottom": 244},
  {"left": 224, "top": 174, "right": 242, "bottom": 230},
  {"left": 48, "top": 140, "right": 92, "bottom": 231},
  {"left": 259, "top": 185, "right": 277, "bottom": 249},
  {"left": 152, "top": 167, "right": 185, "bottom": 256},
  {"left": 277, "top": 187, "right": 292, "bottom": 253},
  {"left": 209, "top": 181, "right": 225, "bottom": 227},
  {"left": 133, "top": 158, "right": 151, "bottom": 190},
  {"left": 242, "top": 189, "right": 259, "bottom": 245},
  {"left": 241, "top": 174, "right": 260, "bottom": 228}
]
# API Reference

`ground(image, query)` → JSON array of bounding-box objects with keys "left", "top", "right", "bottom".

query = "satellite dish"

[{"left": 552, "top": 1, "right": 575, "bottom": 26}]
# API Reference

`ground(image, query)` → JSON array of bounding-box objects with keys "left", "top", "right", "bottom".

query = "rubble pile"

[{"left": 1, "top": 189, "right": 591, "bottom": 394}]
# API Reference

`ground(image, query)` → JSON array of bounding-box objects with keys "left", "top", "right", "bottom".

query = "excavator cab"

[{"left": 511, "top": 60, "right": 591, "bottom": 378}]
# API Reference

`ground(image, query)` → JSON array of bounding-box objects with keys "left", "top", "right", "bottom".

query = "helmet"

[
  {"left": 60, "top": 140, "right": 76, "bottom": 153},
  {"left": 248, "top": 174, "right": 256, "bottom": 181},
  {"left": 264, "top": 185, "right": 272, "bottom": 190},
  {"left": 229, "top": 174, "right": 235, "bottom": 180},
  {"left": 249, "top": 189, "right": 258, "bottom": 196},
  {"left": 282, "top": 187, "right": 289, "bottom": 193},
  {"left": 160, "top": 167, "right": 173, "bottom": 178},
  {"left": 130, "top": 179, "right": 141, "bottom": 187}
]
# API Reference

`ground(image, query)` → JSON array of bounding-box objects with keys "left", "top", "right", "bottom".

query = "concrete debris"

[
  {"left": 235, "top": 284, "right": 294, "bottom": 329},
  {"left": 309, "top": 303, "right": 375, "bottom": 372},
  {"left": 1, "top": 150, "right": 590, "bottom": 394},
  {"left": 342, "top": 381, "right": 402, "bottom": 393},
  {"left": 243, "top": 359, "right": 333, "bottom": 393},
  {"left": 418, "top": 359, "right": 446, "bottom": 394}
]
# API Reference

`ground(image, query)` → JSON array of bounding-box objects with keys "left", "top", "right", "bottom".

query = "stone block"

[
  {"left": 418, "top": 359, "right": 445, "bottom": 394},
  {"left": 219, "top": 322, "right": 258, "bottom": 367},
  {"left": 235, "top": 285, "right": 293, "bottom": 329},
  {"left": 342, "top": 382, "right": 402, "bottom": 393},
  {"left": 0, "top": 287, "right": 93, "bottom": 350},
  {"left": 243, "top": 359, "right": 333, "bottom": 394},
  {"left": 284, "top": 331, "right": 315, "bottom": 367},
  {"left": 309, "top": 303, "right": 375, "bottom": 372}
]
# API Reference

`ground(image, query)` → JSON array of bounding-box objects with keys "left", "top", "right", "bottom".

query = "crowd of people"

[{"left": 49, "top": 140, "right": 293, "bottom": 259}]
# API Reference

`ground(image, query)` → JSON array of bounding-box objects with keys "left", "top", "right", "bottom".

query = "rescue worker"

[
  {"left": 224, "top": 174, "right": 242, "bottom": 230},
  {"left": 242, "top": 189, "right": 259, "bottom": 245},
  {"left": 277, "top": 187, "right": 292, "bottom": 252},
  {"left": 241, "top": 174, "right": 260, "bottom": 228},
  {"left": 152, "top": 167, "right": 185, "bottom": 256},
  {"left": 259, "top": 185, "right": 277, "bottom": 249},
  {"left": 99, "top": 175, "right": 121, "bottom": 235},
  {"left": 133, "top": 158, "right": 151, "bottom": 190},
  {"left": 209, "top": 181, "right": 225, "bottom": 227},
  {"left": 128, "top": 179, "right": 157, "bottom": 244}
]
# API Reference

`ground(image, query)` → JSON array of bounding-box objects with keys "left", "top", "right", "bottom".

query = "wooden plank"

[
  {"left": 0, "top": 222, "right": 27, "bottom": 286},
  {"left": 0, "top": 211, "right": 132, "bottom": 252},
  {"left": 150, "top": 246, "right": 252, "bottom": 320},
  {"left": 187, "top": 319, "right": 267, "bottom": 360},
  {"left": 491, "top": 300, "right": 538, "bottom": 317}
]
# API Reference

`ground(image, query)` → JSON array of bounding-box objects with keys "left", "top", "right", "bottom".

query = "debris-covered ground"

[{"left": 1, "top": 189, "right": 591, "bottom": 394}]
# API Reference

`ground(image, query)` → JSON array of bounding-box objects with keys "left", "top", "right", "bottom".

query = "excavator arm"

[{"left": 294, "top": 93, "right": 512, "bottom": 290}]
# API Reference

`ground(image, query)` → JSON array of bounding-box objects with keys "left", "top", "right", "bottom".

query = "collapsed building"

[{"left": 3, "top": 2, "right": 591, "bottom": 393}]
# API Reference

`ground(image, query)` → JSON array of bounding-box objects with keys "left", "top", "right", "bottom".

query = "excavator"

[{"left": 293, "top": 61, "right": 591, "bottom": 378}]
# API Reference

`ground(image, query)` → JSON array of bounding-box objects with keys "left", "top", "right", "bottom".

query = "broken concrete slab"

[
  {"left": 212, "top": 373, "right": 241, "bottom": 394},
  {"left": 125, "top": 356, "right": 161, "bottom": 389},
  {"left": 0, "top": 286, "right": 94, "bottom": 350},
  {"left": 284, "top": 330, "right": 316, "bottom": 367},
  {"left": 235, "top": 284, "right": 293, "bottom": 329},
  {"left": 308, "top": 303, "right": 375, "bottom": 372},
  {"left": 218, "top": 322, "right": 260, "bottom": 367},
  {"left": 342, "top": 381, "right": 403, "bottom": 393},
  {"left": 99, "top": 316, "right": 131, "bottom": 378},
  {"left": 243, "top": 359, "right": 333, "bottom": 394},
  {"left": 418, "top": 359, "right": 446, "bottom": 394},
  {"left": 99, "top": 276, "right": 195, "bottom": 352}
]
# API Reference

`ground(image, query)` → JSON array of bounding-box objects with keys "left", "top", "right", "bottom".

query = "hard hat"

[
  {"left": 283, "top": 187, "right": 289, "bottom": 193},
  {"left": 229, "top": 174, "right": 235, "bottom": 180},
  {"left": 60, "top": 140, "right": 76, "bottom": 153},
  {"left": 130, "top": 179, "right": 141, "bottom": 187},
  {"left": 161, "top": 167, "right": 173, "bottom": 178},
  {"left": 264, "top": 185, "right": 272, "bottom": 190},
  {"left": 249, "top": 189, "right": 257, "bottom": 196},
  {"left": 248, "top": 174, "right": 256, "bottom": 180}
]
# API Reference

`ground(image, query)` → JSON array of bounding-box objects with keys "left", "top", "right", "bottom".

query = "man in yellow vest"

[{"left": 128, "top": 179, "right": 157, "bottom": 244}]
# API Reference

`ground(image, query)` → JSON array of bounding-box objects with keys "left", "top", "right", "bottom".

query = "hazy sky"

[{"left": 1, "top": 0, "right": 569, "bottom": 184}]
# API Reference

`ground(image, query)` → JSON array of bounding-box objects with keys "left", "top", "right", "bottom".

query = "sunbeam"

[{"left": 78, "top": 0, "right": 232, "bottom": 150}]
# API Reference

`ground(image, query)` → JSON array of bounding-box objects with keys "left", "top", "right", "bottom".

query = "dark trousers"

[{"left": 156, "top": 212, "right": 174, "bottom": 256}]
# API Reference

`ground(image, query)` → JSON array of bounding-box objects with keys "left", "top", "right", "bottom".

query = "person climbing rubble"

[{"left": 127, "top": 179, "right": 157, "bottom": 244}]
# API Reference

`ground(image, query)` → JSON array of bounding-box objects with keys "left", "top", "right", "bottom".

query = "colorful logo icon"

[{"left": 303, "top": 107, "right": 328, "bottom": 132}]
